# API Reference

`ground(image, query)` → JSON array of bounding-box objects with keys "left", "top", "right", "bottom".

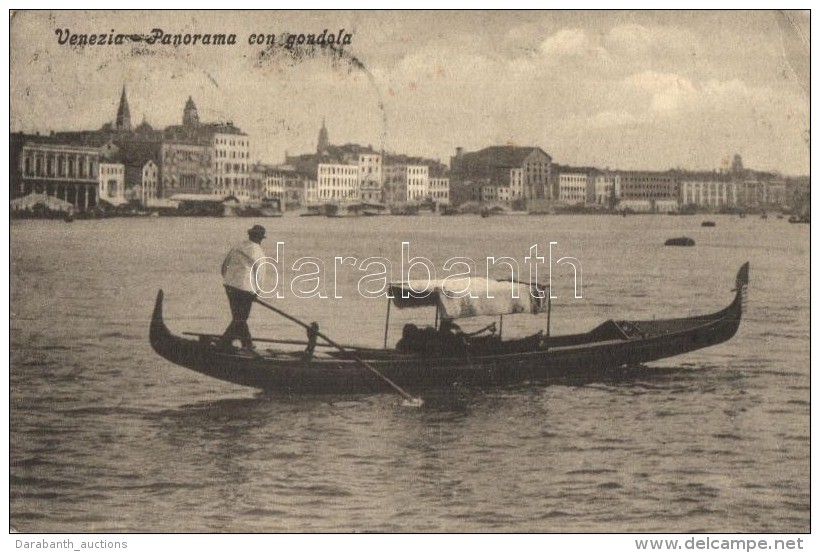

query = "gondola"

[{"left": 150, "top": 263, "right": 748, "bottom": 394}]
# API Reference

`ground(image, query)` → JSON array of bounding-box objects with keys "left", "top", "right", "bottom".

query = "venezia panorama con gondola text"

[
  {"left": 246, "top": 241, "right": 582, "bottom": 300},
  {"left": 53, "top": 28, "right": 354, "bottom": 48}
]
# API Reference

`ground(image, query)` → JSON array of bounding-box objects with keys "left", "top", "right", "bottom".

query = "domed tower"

[
  {"left": 731, "top": 153, "right": 744, "bottom": 175},
  {"left": 115, "top": 85, "right": 132, "bottom": 132},
  {"left": 183, "top": 96, "right": 200, "bottom": 127},
  {"left": 317, "top": 118, "right": 329, "bottom": 153},
  {"left": 135, "top": 115, "right": 154, "bottom": 135}
]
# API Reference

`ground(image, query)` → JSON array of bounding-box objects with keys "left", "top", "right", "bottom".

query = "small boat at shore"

[
  {"left": 150, "top": 264, "right": 749, "bottom": 395},
  {"left": 701, "top": 221, "right": 716, "bottom": 227}
]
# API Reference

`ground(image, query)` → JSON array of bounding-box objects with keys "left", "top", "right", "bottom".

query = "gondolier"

[{"left": 217, "top": 224, "right": 268, "bottom": 353}]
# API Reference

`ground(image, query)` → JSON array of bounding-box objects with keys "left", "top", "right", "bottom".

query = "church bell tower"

[{"left": 115, "top": 85, "right": 132, "bottom": 132}]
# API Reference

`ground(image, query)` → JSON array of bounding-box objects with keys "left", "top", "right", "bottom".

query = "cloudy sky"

[{"left": 10, "top": 10, "right": 810, "bottom": 174}]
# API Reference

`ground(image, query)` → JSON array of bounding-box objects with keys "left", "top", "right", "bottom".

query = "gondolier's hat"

[{"left": 248, "top": 224, "right": 266, "bottom": 239}]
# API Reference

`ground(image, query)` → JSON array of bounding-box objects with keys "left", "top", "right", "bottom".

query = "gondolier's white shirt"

[{"left": 222, "top": 240, "right": 267, "bottom": 295}]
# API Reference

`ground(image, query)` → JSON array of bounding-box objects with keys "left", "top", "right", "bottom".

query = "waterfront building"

[
  {"left": 248, "top": 163, "right": 308, "bottom": 206},
  {"left": 210, "top": 124, "right": 251, "bottom": 199},
  {"left": 429, "top": 177, "right": 450, "bottom": 205},
  {"left": 317, "top": 162, "right": 360, "bottom": 202},
  {"left": 479, "top": 183, "right": 510, "bottom": 203},
  {"left": 765, "top": 179, "right": 787, "bottom": 208},
  {"left": 406, "top": 165, "right": 429, "bottom": 202},
  {"left": 10, "top": 133, "right": 101, "bottom": 210},
  {"left": 359, "top": 180, "right": 383, "bottom": 203},
  {"left": 98, "top": 162, "right": 126, "bottom": 205},
  {"left": 279, "top": 167, "right": 312, "bottom": 208},
  {"left": 248, "top": 163, "right": 270, "bottom": 201},
  {"left": 286, "top": 121, "right": 448, "bottom": 207},
  {"left": 679, "top": 173, "right": 735, "bottom": 210},
  {"left": 509, "top": 168, "right": 524, "bottom": 200},
  {"left": 263, "top": 172, "right": 285, "bottom": 201},
  {"left": 358, "top": 152, "right": 383, "bottom": 203},
  {"left": 162, "top": 96, "right": 250, "bottom": 199},
  {"left": 449, "top": 145, "right": 552, "bottom": 206},
  {"left": 785, "top": 176, "right": 810, "bottom": 212},
  {"left": 117, "top": 140, "right": 161, "bottom": 206},
  {"left": 383, "top": 163, "right": 408, "bottom": 206},
  {"left": 617, "top": 170, "right": 679, "bottom": 213},
  {"left": 302, "top": 175, "right": 319, "bottom": 206},
  {"left": 138, "top": 160, "right": 159, "bottom": 205},
  {"left": 160, "top": 141, "right": 212, "bottom": 197},
  {"left": 558, "top": 172, "right": 591, "bottom": 205},
  {"left": 593, "top": 172, "right": 621, "bottom": 206}
]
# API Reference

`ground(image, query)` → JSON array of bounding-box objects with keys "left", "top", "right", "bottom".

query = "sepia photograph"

[{"left": 8, "top": 9, "right": 810, "bottom": 536}]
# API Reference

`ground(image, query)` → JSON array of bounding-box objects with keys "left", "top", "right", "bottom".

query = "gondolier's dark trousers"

[{"left": 220, "top": 285, "right": 256, "bottom": 349}]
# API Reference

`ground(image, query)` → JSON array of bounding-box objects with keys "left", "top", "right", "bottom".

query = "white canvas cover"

[{"left": 389, "top": 277, "right": 547, "bottom": 319}]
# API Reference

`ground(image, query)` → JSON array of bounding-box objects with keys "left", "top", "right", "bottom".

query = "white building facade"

[
  {"left": 594, "top": 173, "right": 621, "bottom": 205},
  {"left": 304, "top": 177, "right": 318, "bottom": 205},
  {"left": 98, "top": 162, "right": 126, "bottom": 205},
  {"left": 358, "top": 153, "right": 383, "bottom": 203},
  {"left": 140, "top": 160, "right": 159, "bottom": 205},
  {"left": 212, "top": 131, "right": 251, "bottom": 199},
  {"left": 406, "top": 165, "right": 429, "bottom": 202},
  {"left": 263, "top": 173, "right": 286, "bottom": 200},
  {"left": 558, "top": 173, "right": 590, "bottom": 204},
  {"left": 429, "top": 178, "right": 450, "bottom": 205},
  {"left": 509, "top": 168, "right": 524, "bottom": 200},
  {"left": 317, "top": 163, "right": 359, "bottom": 202},
  {"left": 18, "top": 142, "right": 100, "bottom": 209},
  {"left": 680, "top": 178, "right": 736, "bottom": 208}
]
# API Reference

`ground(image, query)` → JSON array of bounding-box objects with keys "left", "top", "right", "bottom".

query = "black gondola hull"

[{"left": 150, "top": 264, "right": 748, "bottom": 394}]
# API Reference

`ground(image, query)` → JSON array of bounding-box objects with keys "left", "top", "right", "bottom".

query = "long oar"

[{"left": 253, "top": 297, "right": 423, "bottom": 407}]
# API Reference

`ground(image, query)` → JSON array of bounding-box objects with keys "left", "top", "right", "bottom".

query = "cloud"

[
  {"left": 537, "top": 28, "right": 612, "bottom": 69},
  {"left": 585, "top": 110, "right": 639, "bottom": 129},
  {"left": 604, "top": 23, "right": 700, "bottom": 60},
  {"left": 604, "top": 23, "right": 654, "bottom": 54},
  {"left": 623, "top": 71, "right": 697, "bottom": 114},
  {"left": 539, "top": 28, "right": 589, "bottom": 56}
]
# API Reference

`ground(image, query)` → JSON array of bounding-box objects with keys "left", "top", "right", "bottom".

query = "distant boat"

[
  {"left": 300, "top": 206, "right": 325, "bottom": 217},
  {"left": 235, "top": 198, "right": 283, "bottom": 218},
  {"left": 665, "top": 237, "right": 695, "bottom": 247},
  {"left": 391, "top": 204, "right": 420, "bottom": 216},
  {"left": 300, "top": 204, "right": 337, "bottom": 217},
  {"left": 360, "top": 202, "right": 388, "bottom": 217},
  {"left": 701, "top": 221, "right": 716, "bottom": 227},
  {"left": 788, "top": 215, "right": 810, "bottom": 224}
]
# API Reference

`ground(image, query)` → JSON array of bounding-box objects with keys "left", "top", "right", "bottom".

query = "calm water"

[{"left": 10, "top": 214, "right": 809, "bottom": 532}]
